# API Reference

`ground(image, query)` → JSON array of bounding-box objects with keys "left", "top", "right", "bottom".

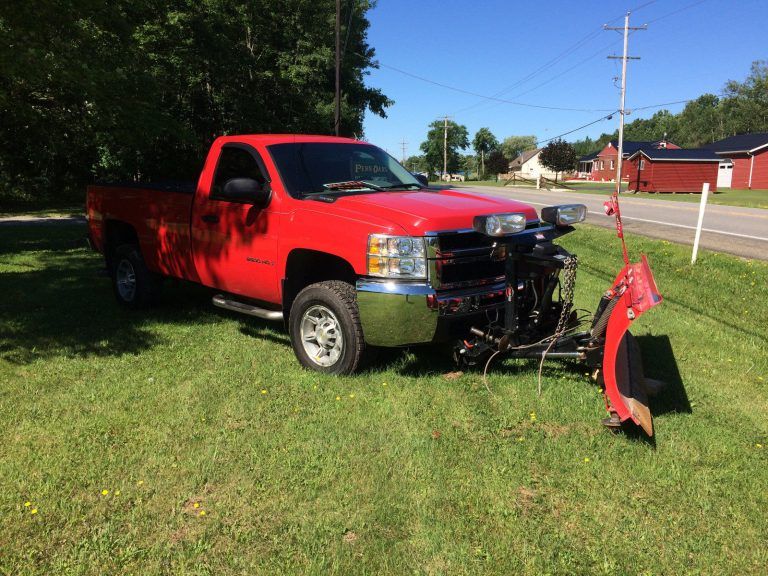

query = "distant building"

[
  {"left": 587, "top": 140, "right": 679, "bottom": 182},
  {"left": 704, "top": 133, "right": 768, "bottom": 189},
  {"left": 508, "top": 148, "right": 558, "bottom": 179},
  {"left": 626, "top": 149, "right": 721, "bottom": 193}
]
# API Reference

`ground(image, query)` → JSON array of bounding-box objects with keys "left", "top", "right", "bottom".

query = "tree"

[
  {"left": 419, "top": 120, "right": 469, "bottom": 177},
  {"left": 404, "top": 155, "right": 428, "bottom": 173},
  {"left": 721, "top": 60, "right": 768, "bottom": 135},
  {"left": 539, "top": 139, "right": 576, "bottom": 182},
  {"left": 0, "top": 0, "right": 392, "bottom": 204},
  {"left": 472, "top": 127, "right": 498, "bottom": 178},
  {"left": 485, "top": 150, "right": 510, "bottom": 180},
  {"left": 500, "top": 135, "right": 537, "bottom": 161}
]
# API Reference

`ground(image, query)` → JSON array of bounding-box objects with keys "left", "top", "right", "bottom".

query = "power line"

[
  {"left": 374, "top": 61, "right": 614, "bottom": 113},
  {"left": 646, "top": 0, "right": 709, "bottom": 24},
  {"left": 537, "top": 112, "right": 617, "bottom": 146}
]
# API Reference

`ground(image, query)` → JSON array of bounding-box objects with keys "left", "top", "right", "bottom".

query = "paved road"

[{"left": 460, "top": 185, "right": 768, "bottom": 261}]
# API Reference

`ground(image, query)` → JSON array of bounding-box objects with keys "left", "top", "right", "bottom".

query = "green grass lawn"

[
  {"left": 1, "top": 223, "right": 767, "bottom": 574},
  {"left": 456, "top": 180, "right": 768, "bottom": 210}
]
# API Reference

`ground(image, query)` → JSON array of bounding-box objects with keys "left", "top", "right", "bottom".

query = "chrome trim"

[
  {"left": 212, "top": 294, "right": 284, "bottom": 321},
  {"left": 356, "top": 280, "right": 437, "bottom": 346}
]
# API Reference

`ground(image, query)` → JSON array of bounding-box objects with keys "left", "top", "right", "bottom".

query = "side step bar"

[{"left": 212, "top": 294, "right": 283, "bottom": 321}]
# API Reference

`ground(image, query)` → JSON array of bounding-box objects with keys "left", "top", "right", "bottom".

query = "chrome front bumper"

[{"left": 356, "top": 279, "right": 505, "bottom": 346}]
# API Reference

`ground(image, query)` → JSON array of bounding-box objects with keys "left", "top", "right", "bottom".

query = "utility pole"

[
  {"left": 334, "top": 0, "right": 341, "bottom": 136},
  {"left": 605, "top": 12, "right": 646, "bottom": 194},
  {"left": 399, "top": 139, "right": 408, "bottom": 163},
  {"left": 439, "top": 116, "right": 452, "bottom": 180}
]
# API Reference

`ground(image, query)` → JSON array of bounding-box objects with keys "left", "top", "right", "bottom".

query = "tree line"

[
  {"left": 572, "top": 60, "right": 768, "bottom": 157},
  {"left": 0, "top": 0, "right": 390, "bottom": 204},
  {"left": 408, "top": 60, "right": 767, "bottom": 180}
]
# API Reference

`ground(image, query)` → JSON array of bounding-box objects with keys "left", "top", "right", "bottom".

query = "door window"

[{"left": 212, "top": 145, "right": 267, "bottom": 200}]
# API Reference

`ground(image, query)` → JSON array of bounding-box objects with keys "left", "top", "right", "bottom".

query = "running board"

[{"left": 212, "top": 294, "right": 283, "bottom": 321}]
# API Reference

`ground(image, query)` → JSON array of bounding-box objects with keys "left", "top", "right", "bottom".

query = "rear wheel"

[
  {"left": 110, "top": 244, "right": 162, "bottom": 308},
  {"left": 289, "top": 281, "right": 365, "bottom": 374}
]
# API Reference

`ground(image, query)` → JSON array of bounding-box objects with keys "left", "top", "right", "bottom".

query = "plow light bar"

[
  {"left": 541, "top": 204, "right": 587, "bottom": 227},
  {"left": 473, "top": 213, "right": 527, "bottom": 237}
]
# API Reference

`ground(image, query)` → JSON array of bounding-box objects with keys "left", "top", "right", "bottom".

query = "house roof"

[
  {"left": 509, "top": 148, "right": 541, "bottom": 168},
  {"left": 607, "top": 140, "right": 676, "bottom": 156},
  {"left": 628, "top": 149, "right": 722, "bottom": 162},
  {"left": 704, "top": 133, "right": 768, "bottom": 154},
  {"left": 579, "top": 151, "right": 599, "bottom": 162}
]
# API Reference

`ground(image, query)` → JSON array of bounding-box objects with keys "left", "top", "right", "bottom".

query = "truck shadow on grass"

[{"left": 0, "top": 232, "right": 225, "bottom": 365}]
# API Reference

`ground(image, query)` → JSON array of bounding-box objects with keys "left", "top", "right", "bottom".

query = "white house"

[{"left": 509, "top": 148, "right": 558, "bottom": 179}]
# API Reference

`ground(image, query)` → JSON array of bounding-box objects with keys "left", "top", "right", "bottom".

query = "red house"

[
  {"left": 588, "top": 140, "right": 679, "bottom": 182},
  {"left": 626, "top": 149, "right": 721, "bottom": 193},
  {"left": 704, "top": 133, "right": 768, "bottom": 189}
]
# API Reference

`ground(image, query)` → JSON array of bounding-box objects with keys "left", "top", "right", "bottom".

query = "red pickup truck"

[{"left": 88, "top": 134, "right": 568, "bottom": 374}]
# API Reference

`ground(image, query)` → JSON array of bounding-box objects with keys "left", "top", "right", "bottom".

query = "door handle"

[{"left": 201, "top": 214, "right": 219, "bottom": 224}]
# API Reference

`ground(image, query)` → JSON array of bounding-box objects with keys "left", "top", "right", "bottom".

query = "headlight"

[
  {"left": 473, "top": 213, "right": 527, "bottom": 236},
  {"left": 541, "top": 204, "right": 587, "bottom": 226},
  {"left": 367, "top": 234, "right": 427, "bottom": 279}
]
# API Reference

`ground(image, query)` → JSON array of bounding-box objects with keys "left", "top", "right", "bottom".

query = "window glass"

[
  {"left": 268, "top": 142, "right": 420, "bottom": 197},
  {"left": 213, "top": 146, "right": 266, "bottom": 198}
]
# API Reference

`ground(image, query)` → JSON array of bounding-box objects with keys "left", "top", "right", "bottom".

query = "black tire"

[
  {"left": 110, "top": 244, "right": 163, "bottom": 308},
  {"left": 289, "top": 281, "right": 365, "bottom": 374}
]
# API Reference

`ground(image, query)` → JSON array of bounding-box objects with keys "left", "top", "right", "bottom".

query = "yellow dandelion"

[
  {"left": 382, "top": 382, "right": 387, "bottom": 387},
  {"left": 336, "top": 396, "right": 341, "bottom": 401},
  {"left": 349, "top": 393, "right": 355, "bottom": 398},
  {"left": 584, "top": 457, "right": 590, "bottom": 463},
  {"left": 193, "top": 502, "right": 200, "bottom": 509},
  {"left": 529, "top": 412, "right": 537, "bottom": 422},
  {"left": 199, "top": 510, "right": 206, "bottom": 517},
  {"left": 24, "top": 501, "right": 31, "bottom": 507},
  {"left": 101, "top": 489, "right": 109, "bottom": 496},
  {"left": 516, "top": 437, "right": 524, "bottom": 442},
  {"left": 137, "top": 480, "right": 144, "bottom": 486},
  {"left": 261, "top": 389, "right": 267, "bottom": 395},
  {"left": 757, "top": 443, "right": 764, "bottom": 449},
  {"left": 30, "top": 508, "right": 38, "bottom": 515},
  {"left": 115, "top": 490, "right": 121, "bottom": 496}
]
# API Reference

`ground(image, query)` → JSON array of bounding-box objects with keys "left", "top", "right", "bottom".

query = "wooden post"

[{"left": 691, "top": 182, "right": 709, "bottom": 264}]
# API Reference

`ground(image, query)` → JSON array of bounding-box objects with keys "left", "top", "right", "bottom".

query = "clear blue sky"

[{"left": 361, "top": 0, "right": 768, "bottom": 158}]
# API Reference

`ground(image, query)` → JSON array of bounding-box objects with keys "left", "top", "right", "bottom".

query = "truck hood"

[{"left": 329, "top": 188, "right": 540, "bottom": 235}]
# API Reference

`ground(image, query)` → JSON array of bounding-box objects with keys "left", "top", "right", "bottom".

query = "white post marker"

[{"left": 691, "top": 182, "right": 710, "bottom": 264}]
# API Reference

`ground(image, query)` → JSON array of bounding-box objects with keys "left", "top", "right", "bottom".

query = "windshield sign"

[{"left": 267, "top": 142, "right": 422, "bottom": 198}]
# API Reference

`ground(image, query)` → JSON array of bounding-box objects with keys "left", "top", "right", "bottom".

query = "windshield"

[{"left": 267, "top": 142, "right": 422, "bottom": 198}]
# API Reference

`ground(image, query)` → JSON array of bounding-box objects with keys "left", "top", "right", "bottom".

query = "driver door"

[{"left": 192, "top": 143, "right": 279, "bottom": 302}]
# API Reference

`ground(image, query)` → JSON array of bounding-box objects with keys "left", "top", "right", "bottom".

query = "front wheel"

[{"left": 289, "top": 281, "right": 365, "bottom": 374}]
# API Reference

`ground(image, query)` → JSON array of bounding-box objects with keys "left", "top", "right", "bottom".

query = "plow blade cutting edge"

[{"left": 600, "top": 255, "right": 663, "bottom": 436}]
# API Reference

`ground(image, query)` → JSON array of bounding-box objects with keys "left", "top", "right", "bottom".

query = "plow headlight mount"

[
  {"left": 541, "top": 204, "right": 587, "bottom": 227},
  {"left": 473, "top": 213, "right": 527, "bottom": 237}
]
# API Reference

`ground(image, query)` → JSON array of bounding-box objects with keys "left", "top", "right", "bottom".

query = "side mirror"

[
  {"left": 222, "top": 178, "right": 271, "bottom": 207},
  {"left": 413, "top": 173, "right": 429, "bottom": 187}
]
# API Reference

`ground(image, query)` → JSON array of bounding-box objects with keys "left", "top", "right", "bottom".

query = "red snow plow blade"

[{"left": 598, "top": 255, "right": 663, "bottom": 436}]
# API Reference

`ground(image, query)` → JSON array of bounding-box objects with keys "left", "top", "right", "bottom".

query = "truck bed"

[{"left": 87, "top": 182, "right": 200, "bottom": 282}]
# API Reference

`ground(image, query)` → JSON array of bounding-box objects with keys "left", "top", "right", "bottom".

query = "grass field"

[
  {"left": 454, "top": 181, "right": 768, "bottom": 210},
  {"left": 1, "top": 223, "right": 767, "bottom": 575}
]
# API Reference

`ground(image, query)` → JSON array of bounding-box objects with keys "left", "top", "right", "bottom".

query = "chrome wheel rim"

[
  {"left": 116, "top": 259, "right": 136, "bottom": 301},
  {"left": 300, "top": 305, "right": 343, "bottom": 367}
]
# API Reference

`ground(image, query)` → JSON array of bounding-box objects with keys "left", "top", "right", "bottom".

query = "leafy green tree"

[
  {"left": 472, "top": 127, "right": 498, "bottom": 178},
  {"left": 721, "top": 60, "right": 768, "bottom": 135},
  {"left": 404, "top": 155, "right": 428, "bottom": 173},
  {"left": 0, "top": 0, "right": 391, "bottom": 204},
  {"left": 677, "top": 94, "right": 725, "bottom": 148},
  {"left": 539, "top": 139, "right": 576, "bottom": 182},
  {"left": 500, "top": 135, "right": 537, "bottom": 162},
  {"left": 419, "top": 120, "right": 469, "bottom": 176}
]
